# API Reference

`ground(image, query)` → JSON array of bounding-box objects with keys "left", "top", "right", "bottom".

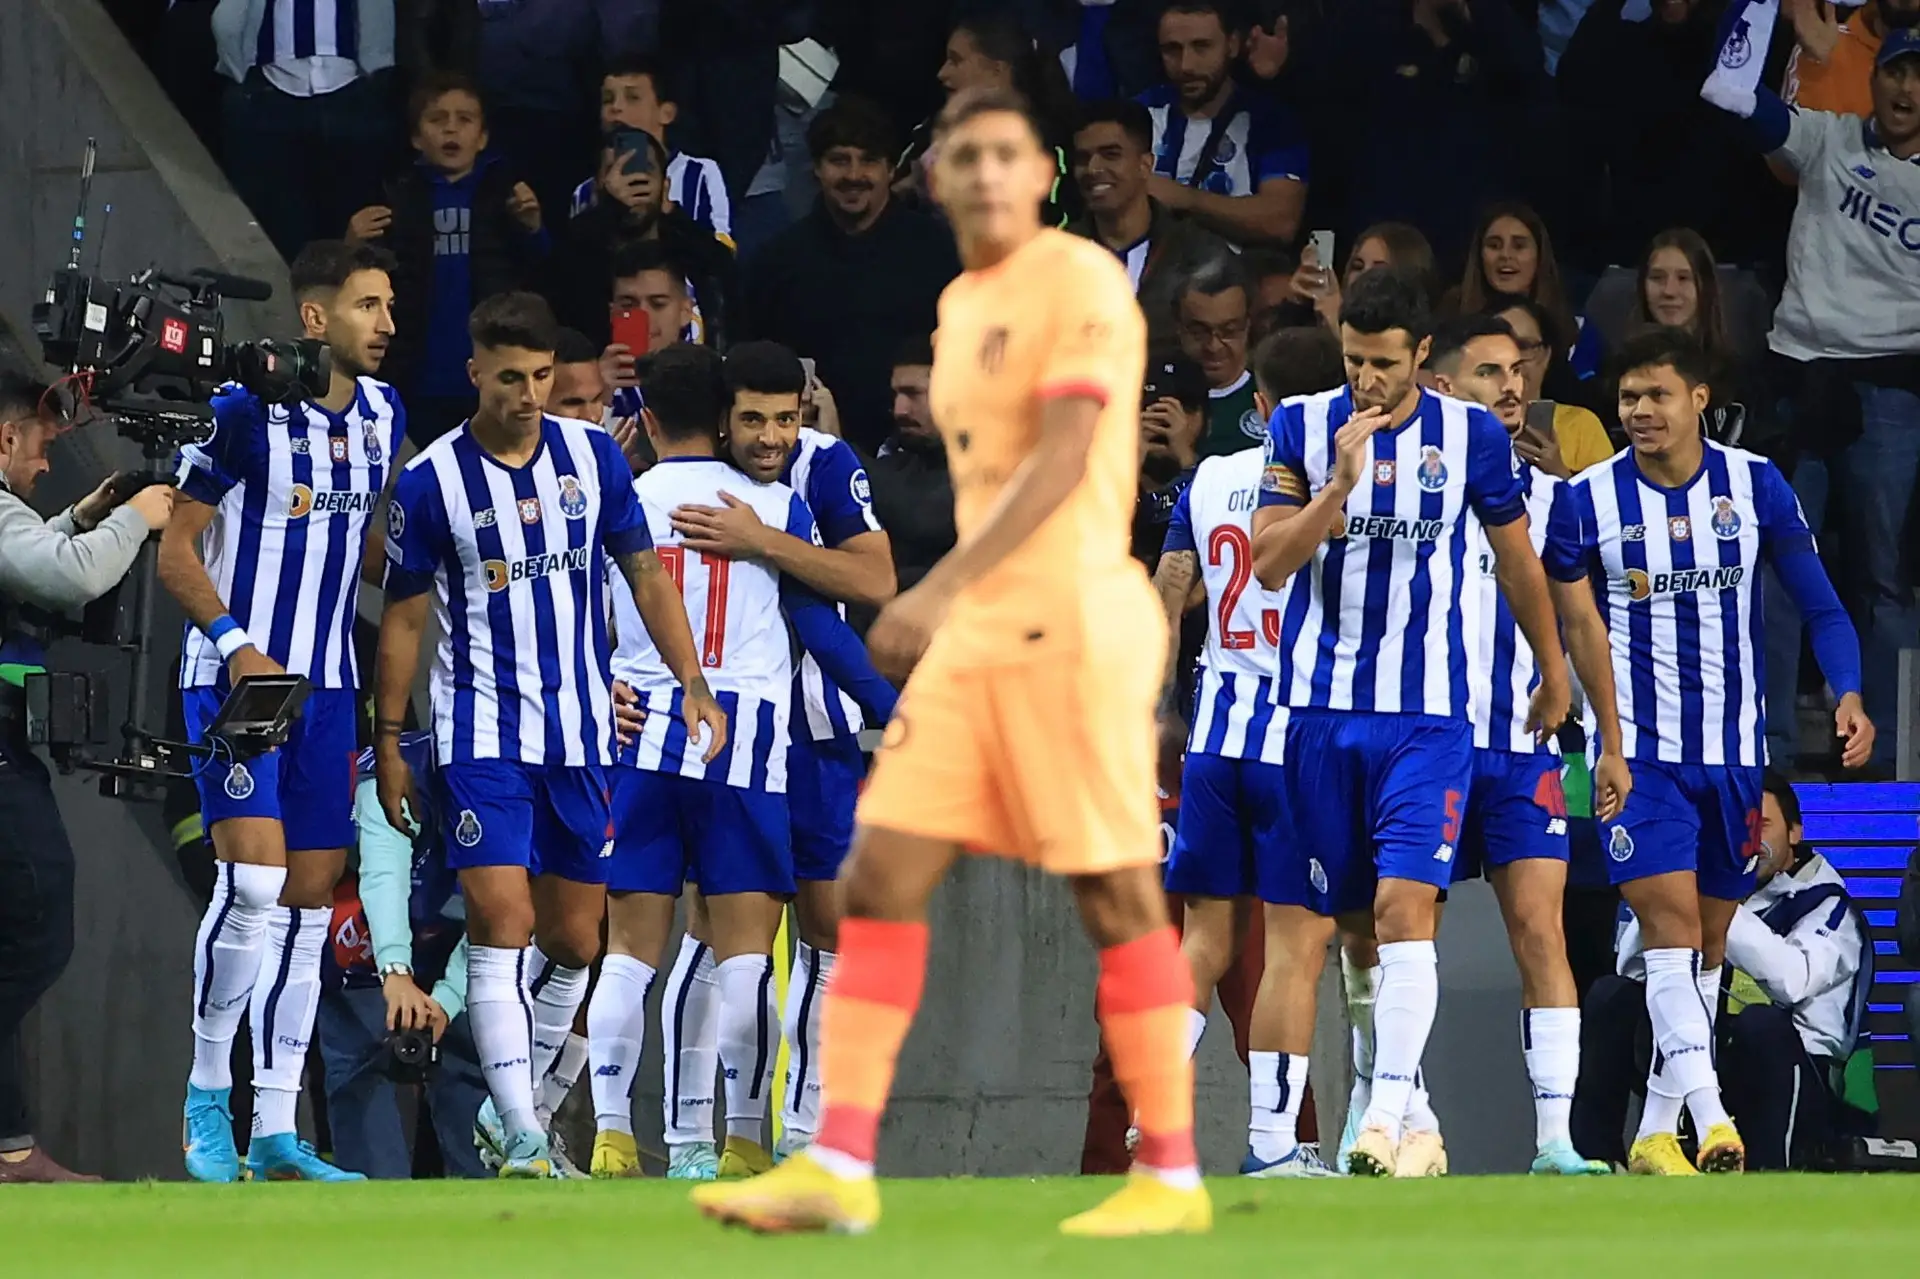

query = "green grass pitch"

[{"left": 4, "top": 1175, "right": 1915, "bottom": 1277}]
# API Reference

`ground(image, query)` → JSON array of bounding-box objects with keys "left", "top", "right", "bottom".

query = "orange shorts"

[{"left": 856, "top": 626, "right": 1165, "bottom": 876}]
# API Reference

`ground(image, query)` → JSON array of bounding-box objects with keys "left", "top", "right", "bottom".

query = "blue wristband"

[{"left": 206, "top": 615, "right": 238, "bottom": 643}]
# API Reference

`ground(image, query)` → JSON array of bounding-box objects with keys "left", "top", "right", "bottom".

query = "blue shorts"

[
  {"left": 184, "top": 684, "right": 359, "bottom": 851},
  {"left": 1598, "top": 759, "right": 1762, "bottom": 901},
  {"left": 1265, "top": 710, "right": 1473, "bottom": 916},
  {"left": 608, "top": 766, "right": 792, "bottom": 897},
  {"left": 435, "top": 761, "right": 612, "bottom": 884},
  {"left": 788, "top": 733, "right": 864, "bottom": 882},
  {"left": 1453, "top": 748, "right": 1570, "bottom": 883},
  {"left": 1164, "top": 753, "right": 1284, "bottom": 899}
]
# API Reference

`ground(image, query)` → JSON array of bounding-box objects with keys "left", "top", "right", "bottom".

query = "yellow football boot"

[
  {"left": 1628, "top": 1132, "right": 1699, "bottom": 1176},
  {"left": 691, "top": 1150, "right": 880, "bottom": 1235},
  {"left": 1345, "top": 1123, "right": 1399, "bottom": 1178},
  {"left": 1393, "top": 1129, "right": 1448, "bottom": 1178},
  {"left": 1696, "top": 1122, "right": 1746, "bottom": 1173},
  {"left": 718, "top": 1135, "right": 774, "bottom": 1179},
  {"left": 1058, "top": 1174, "right": 1213, "bottom": 1238},
  {"left": 590, "top": 1130, "right": 641, "bottom": 1179}
]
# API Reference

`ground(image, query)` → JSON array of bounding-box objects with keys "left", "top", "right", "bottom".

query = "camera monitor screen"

[{"left": 208, "top": 675, "right": 310, "bottom": 736}]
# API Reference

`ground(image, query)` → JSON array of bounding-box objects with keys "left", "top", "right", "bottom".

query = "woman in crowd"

[
  {"left": 1634, "top": 227, "right": 1767, "bottom": 451},
  {"left": 892, "top": 16, "right": 1081, "bottom": 226},
  {"left": 1275, "top": 221, "right": 1435, "bottom": 334},
  {"left": 1490, "top": 295, "right": 1616, "bottom": 475},
  {"left": 1452, "top": 203, "right": 1604, "bottom": 385}
]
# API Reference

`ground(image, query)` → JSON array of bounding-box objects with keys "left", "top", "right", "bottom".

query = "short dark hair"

[
  {"left": 554, "top": 327, "right": 601, "bottom": 366},
  {"left": 1339, "top": 264, "right": 1433, "bottom": 342},
  {"left": 602, "top": 54, "right": 675, "bottom": 104},
  {"left": 1173, "top": 254, "right": 1251, "bottom": 315},
  {"left": 469, "top": 291, "right": 559, "bottom": 354},
  {"left": 0, "top": 373, "right": 53, "bottom": 427},
  {"left": 1488, "top": 294, "right": 1563, "bottom": 354},
  {"left": 893, "top": 334, "right": 934, "bottom": 369},
  {"left": 1611, "top": 326, "right": 1713, "bottom": 389},
  {"left": 807, "top": 95, "right": 898, "bottom": 164},
  {"left": 610, "top": 240, "right": 689, "bottom": 291},
  {"left": 640, "top": 344, "right": 728, "bottom": 442},
  {"left": 1160, "top": 0, "right": 1242, "bottom": 34},
  {"left": 407, "top": 70, "right": 485, "bottom": 133},
  {"left": 289, "top": 240, "right": 397, "bottom": 300},
  {"left": 933, "top": 85, "right": 1044, "bottom": 145},
  {"left": 1762, "top": 771, "right": 1803, "bottom": 832},
  {"left": 1425, "top": 314, "right": 1517, "bottom": 374},
  {"left": 725, "top": 341, "right": 806, "bottom": 399},
  {"left": 1073, "top": 99, "right": 1153, "bottom": 153},
  {"left": 1252, "top": 326, "right": 1343, "bottom": 402}
]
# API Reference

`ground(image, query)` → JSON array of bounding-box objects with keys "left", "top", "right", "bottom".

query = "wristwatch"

[{"left": 380, "top": 962, "right": 414, "bottom": 980}]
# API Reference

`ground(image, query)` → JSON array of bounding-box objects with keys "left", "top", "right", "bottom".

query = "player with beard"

[
  {"left": 165, "top": 240, "right": 403, "bottom": 1183},
  {"left": 669, "top": 340, "right": 894, "bottom": 1164},
  {"left": 1247, "top": 265, "right": 1572, "bottom": 1178}
]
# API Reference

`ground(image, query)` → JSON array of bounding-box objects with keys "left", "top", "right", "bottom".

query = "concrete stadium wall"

[{"left": 0, "top": 1, "right": 1540, "bottom": 1181}]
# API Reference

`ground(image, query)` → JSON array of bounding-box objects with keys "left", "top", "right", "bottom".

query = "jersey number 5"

[
  {"left": 656, "top": 546, "right": 730, "bottom": 667},
  {"left": 1208, "top": 525, "right": 1280, "bottom": 650}
]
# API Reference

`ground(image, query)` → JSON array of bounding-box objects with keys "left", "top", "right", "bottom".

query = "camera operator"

[{"left": 0, "top": 373, "right": 173, "bottom": 1182}]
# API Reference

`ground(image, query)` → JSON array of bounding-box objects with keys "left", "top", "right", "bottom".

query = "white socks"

[
  {"left": 1247, "top": 1051, "right": 1308, "bottom": 1162},
  {"left": 469, "top": 945, "right": 538, "bottom": 1138},
  {"left": 1342, "top": 953, "right": 1378, "bottom": 1120},
  {"left": 1641, "top": 948, "right": 1728, "bottom": 1137},
  {"left": 780, "top": 943, "right": 835, "bottom": 1142},
  {"left": 1523, "top": 1007, "right": 1580, "bottom": 1150},
  {"left": 661, "top": 935, "right": 720, "bottom": 1146},
  {"left": 1185, "top": 1007, "right": 1208, "bottom": 1060},
  {"left": 1361, "top": 940, "right": 1438, "bottom": 1141},
  {"left": 188, "top": 862, "right": 285, "bottom": 1093},
  {"left": 587, "top": 954, "right": 655, "bottom": 1135},
  {"left": 249, "top": 904, "right": 329, "bottom": 1138},
  {"left": 526, "top": 944, "right": 588, "bottom": 1113},
  {"left": 538, "top": 1032, "right": 590, "bottom": 1121},
  {"left": 717, "top": 954, "right": 777, "bottom": 1144}
]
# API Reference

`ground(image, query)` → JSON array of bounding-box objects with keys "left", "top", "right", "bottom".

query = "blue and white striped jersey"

[
  {"left": 783, "top": 427, "right": 883, "bottom": 743},
  {"left": 1162, "top": 449, "right": 1288, "bottom": 763},
  {"left": 256, "top": 0, "right": 355, "bottom": 64},
  {"left": 1469, "top": 461, "right": 1569, "bottom": 755},
  {"left": 1551, "top": 441, "right": 1813, "bottom": 768},
  {"left": 1136, "top": 83, "right": 1309, "bottom": 197},
  {"left": 1259, "top": 387, "right": 1526, "bottom": 719},
  {"left": 610, "top": 458, "right": 813, "bottom": 791},
  {"left": 176, "top": 380, "right": 404, "bottom": 689},
  {"left": 384, "top": 415, "right": 650, "bottom": 767},
  {"left": 570, "top": 152, "right": 734, "bottom": 239}
]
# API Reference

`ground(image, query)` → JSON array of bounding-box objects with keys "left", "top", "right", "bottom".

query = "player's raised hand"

[
  {"left": 868, "top": 584, "right": 948, "bottom": 682},
  {"left": 1835, "top": 692, "right": 1875, "bottom": 770},
  {"left": 1330, "top": 406, "right": 1389, "bottom": 493},
  {"left": 1523, "top": 671, "right": 1571, "bottom": 745},
  {"left": 683, "top": 678, "right": 729, "bottom": 763},
  {"left": 612, "top": 679, "right": 645, "bottom": 746},
  {"left": 1591, "top": 753, "right": 1632, "bottom": 823}
]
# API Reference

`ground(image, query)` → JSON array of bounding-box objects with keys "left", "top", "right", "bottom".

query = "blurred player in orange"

[{"left": 691, "top": 85, "right": 1208, "bottom": 1238}]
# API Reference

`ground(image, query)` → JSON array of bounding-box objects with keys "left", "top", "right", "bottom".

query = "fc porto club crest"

[
  {"left": 224, "top": 762, "right": 255, "bottom": 801},
  {"left": 1308, "top": 857, "right": 1329, "bottom": 895},
  {"left": 454, "top": 809, "right": 484, "bottom": 848},
  {"left": 518, "top": 496, "right": 543, "bottom": 526},
  {"left": 1374, "top": 459, "right": 1396, "bottom": 487},
  {"left": 362, "top": 421, "right": 384, "bottom": 465},
  {"left": 1416, "top": 445, "right": 1449, "bottom": 492},
  {"left": 1711, "top": 496, "right": 1742, "bottom": 540},
  {"left": 1669, "top": 516, "right": 1692, "bottom": 542},
  {"left": 1721, "top": 17, "right": 1752, "bottom": 69},
  {"left": 1608, "top": 825, "right": 1635, "bottom": 862},
  {"left": 557, "top": 475, "right": 589, "bottom": 520}
]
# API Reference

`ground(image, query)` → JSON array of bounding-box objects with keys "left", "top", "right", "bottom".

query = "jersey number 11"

[{"left": 656, "top": 546, "right": 731, "bottom": 667}]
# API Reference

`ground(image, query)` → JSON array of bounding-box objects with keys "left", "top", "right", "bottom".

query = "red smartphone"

[{"left": 609, "top": 307, "right": 651, "bottom": 356}]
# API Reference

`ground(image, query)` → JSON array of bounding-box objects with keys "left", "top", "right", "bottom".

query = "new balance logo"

[
  {"left": 594, "top": 1064, "right": 623, "bottom": 1078},
  {"left": 1545, "top": 818, "right": 1568, "bottom": 837},
  {"left": 1433, "top": 843, "right": 1454, "bottom": 863}
]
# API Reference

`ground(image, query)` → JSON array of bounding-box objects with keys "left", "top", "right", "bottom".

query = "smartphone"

[
  {"left": 799, "top": 357, "right": 817, "bottom": 387},
  {"left": 610, "top": 307, "right": 651, "bottom": 356},
  {"left": 606, "top": 127, "right": 655, "bottom": 177},
  {"left": 1308, "top": 229, "right": 1337, "bottom": 273},
  {"left": 1525, "top": 399, "right": 1557, "bottom": 438}
]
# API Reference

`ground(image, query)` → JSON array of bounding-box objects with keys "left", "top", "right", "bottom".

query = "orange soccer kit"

[{"left": 815, "top": 229, "right": 1199, "bottom": 1179}]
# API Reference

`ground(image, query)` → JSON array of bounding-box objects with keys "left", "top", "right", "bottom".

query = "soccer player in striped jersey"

[
  {"left": 1249, "top": 265, "right": 1573, "bottom": 1179},
  {"left": 163, "top": 239, "right": 402, "bottom": 1184},
  {"left": 374, "top": 292, "right": 725, "bottom": 1178},
  {"left": 671, "top": 342, "right": 896, "bottom": 1160},
  {"left": 585, "top": 345, "right": 895, "bottom": 1180},
  {"left": 1423, "top": 315, "right": 1629, "bottom": 1176},
  {"left": 1152, "top": 329, "right": 1342, "bottom": 1178},
  {"left": 1549, "top": 329, "right": 1871, "bottom": 1176}
]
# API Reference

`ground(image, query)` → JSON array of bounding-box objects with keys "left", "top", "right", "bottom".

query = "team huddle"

[{"left": 161, "top": 82, "right": 1872, "bottom": 1236}]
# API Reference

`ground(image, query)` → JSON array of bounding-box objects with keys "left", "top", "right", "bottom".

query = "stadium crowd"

[{"left": 0, "top": 0, "right": 1911, "bottom": 1195}]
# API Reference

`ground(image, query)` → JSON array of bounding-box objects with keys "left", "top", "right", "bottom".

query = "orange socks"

[
  {"left": 815, "top": 918, "right": 929, "bottom": 1169},
  {"left": 1099, "top": 927, "right": 1198, "bottom": 1178}
]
